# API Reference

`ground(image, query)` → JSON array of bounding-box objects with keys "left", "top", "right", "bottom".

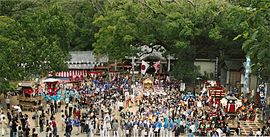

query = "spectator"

[
  {"left": 32, "top": 128, "right": 38, "bottom": 137},
  {"left": 248, "top": 128, "right": 254, "bottom": 136},
  {"left": 255, "top": 128, "right": 262, "bottom": 136},
  {"left": 39, "top": 115, "right": 44, "bottom": 132},
  {"left": 1, "top": 117, "right": 8, "bottom": 136},
  {"left": 18, "top": 126, "right": 23, "bottom": 137},
  {"left": 6, "top": 96, "right": 10, "bottom": 110}
]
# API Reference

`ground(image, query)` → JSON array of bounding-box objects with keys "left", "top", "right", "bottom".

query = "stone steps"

[{"left": 235, "top": 121, "right": 264, "bottom": 136}]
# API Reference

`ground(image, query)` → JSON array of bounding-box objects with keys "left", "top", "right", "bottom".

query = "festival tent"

[
  {"left": 55, "top": 70, "right": 88, "bottom": 78},
  {"left": 54, "top": 77, "right": 70, "bottom": 83},
  {"left": 43, "top": 78, "right": 59, "bottom": 83},
  {"left": 88, "top": 71, "right": 104, "bottom": 78}
]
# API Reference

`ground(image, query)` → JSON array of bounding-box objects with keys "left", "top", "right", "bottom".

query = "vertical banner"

[
  {"left": 243, "top": 56, "right": 251, "bottom": 97},
  {"left": 215, "top": 57, "right": 218, "bottom": 80},
  {"left": 167, "top": 55, "right": 171, "bottom": 72},
  {"left": 258, "top": 82, "right": 266, "bottom": 107}
]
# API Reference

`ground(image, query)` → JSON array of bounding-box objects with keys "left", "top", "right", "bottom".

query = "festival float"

[
  {"left": 44, "top": 78, "right": 60, "bottom": 96},
  {"left": 17, "top": 81, "right": 45, "bottom": 111},
  {"left": 204, "top": 80, "right": 227, "bottom": 105}
]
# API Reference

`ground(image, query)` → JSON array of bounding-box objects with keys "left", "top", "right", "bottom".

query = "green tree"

[
  {"left": 232, "top": 0, "right": 270, "bottom": 78},
  {"left": 93, "top": 0, "right": 247, "bottom": 80},
  {"left": 18, "top": 4, "right": 75, "bottom": 75},
  {"left": 0, "top": 16, "right": 26, "bottom": 91},
  {"left": 60, "top": 0, "right": 99, "bottom": 51},
  {"left": 0, "top": 4, "right": 75, "bottom": 91},
  {"left": 0, "top": 0, "right": 46, "bottom": 19}
]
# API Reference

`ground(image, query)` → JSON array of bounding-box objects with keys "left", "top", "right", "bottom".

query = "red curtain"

[{"left": 23, "top": 88, "right": 34, "bottom": 95}]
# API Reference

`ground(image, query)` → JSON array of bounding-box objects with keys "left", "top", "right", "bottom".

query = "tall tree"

[
  {"left": 0, "top": 3, "right": 75, "bottom": 91},
  {"left": 0, "top": 16, "right": 27, "bottom": 91},
  {"left": 232, "top": 0, "right": 270, "bottom": 78}
]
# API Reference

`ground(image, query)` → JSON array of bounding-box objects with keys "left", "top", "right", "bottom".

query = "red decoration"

[
  {"left": 141, "top": 65, "right": 146, "bottom": 70},
  {"left": 23, "top": 88, "right": 34, "bottom": 95}
]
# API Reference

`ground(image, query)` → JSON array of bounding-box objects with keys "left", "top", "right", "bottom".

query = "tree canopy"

[
  {"left": 0, "top": 1, "right": 75, "bottom": 91},
  {"left": 232, "top": 0, "right": 270, "bottom": 77},
  {"left": 92, "top": 0, "right": 248, "bottom": 80}
]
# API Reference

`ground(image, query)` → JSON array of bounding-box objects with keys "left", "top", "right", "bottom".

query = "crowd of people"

[{"left": 0, "top": 75, "right": 269, "bottom": 137}]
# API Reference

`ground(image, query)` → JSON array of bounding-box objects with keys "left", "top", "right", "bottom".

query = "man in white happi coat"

[
  {"left": 133, "top": 119, "right": 139, "bottom": 137},
  {"left": 100, "top": 122, "right": 105, "bottom": 137},
  {"left": 86, "top": 118, "right": 94, "bottom": 137},
  {"left": 168, "top": 119, "right": 174, "bottom": 137},
  {"left": 148, "top": 122, "right": 154, "bottom": 137},
  {"left": 104, "top": 114, "right": 111, "bottom": 137},
  {"left": 160, "top": 118, "right": 165, "bottom": 137}
]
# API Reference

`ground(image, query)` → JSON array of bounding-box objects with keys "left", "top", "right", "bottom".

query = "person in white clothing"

[
  {"left": 0, "top": 112, "right": 5, "bottom": 122},
  {"left": 148, "top": 123, "right": 154, "bottom": 137},
  {"left": 141, "top": 127, "right": 145, "bottom": 137},
  {"left": 6, "top": 96, "right": 10, "bottom": 110},
  {"left": 1, "top": 117, "right": 8, "bottom": 136},
  {"left": 133, "top": 121, "right": 139, "bottom": 137},
  {"left": 160, "top": 121, "right": 165, "bottom": 137},
  {"left": 168, "top": 126, "right": 173, "bottom": 137},
  {"left": 255, "top": 128, "right": 262, "bottom": 136},
  {"left": 189, "top": 124, "right": 196, "bottom": 134},
  {"left": 105, "top": 116, "right": 111, "bottom": 137},
  {"left": 216, "top": 128, "right": 223, "bottom": 137},
  {"left": 94, "top": 117, "right": 98, "bottom": 134},
  {"left": 100, "top": 124, "right": 105, "bottom": 137},
  {"left": 102, "top": 120, "right": 108, "bottom": 137},
  {"left": 89, "top": 120, "right": 94, "bottom": 137}
]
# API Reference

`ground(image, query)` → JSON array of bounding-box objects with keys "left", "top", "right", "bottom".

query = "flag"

[
  {"left": 141, "top": 60, "right": 149, "bottom": 75},
  {"left": 167, "top": 55, "right": 171, "bottom": 72},
  {"left": 153, "top": 61, "right": 161, "bottom": 73}
]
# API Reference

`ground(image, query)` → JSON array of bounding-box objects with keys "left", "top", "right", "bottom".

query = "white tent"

[{"left": 43, "top": 78, "right": 59, "bottom": 83}]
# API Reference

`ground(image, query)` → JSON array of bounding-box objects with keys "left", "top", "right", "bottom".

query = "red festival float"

[
  {"left": 44, "top": 78, "right": 60, "bottom": 96},
  {"left": 204, "top": 80, "right": 226, "bottom": 105}
]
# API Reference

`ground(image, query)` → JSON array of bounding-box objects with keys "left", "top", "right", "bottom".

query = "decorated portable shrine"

[
  {"left": 220, "top": 94, "right": 257, "bottom": 122},
  {"left": 204, "top": 80, "right": 226, "bottom": 104},
  {"left": 44, "top": 78, "right": 60, "bottom": 96},
  {"left": 225, "top": 95, "right": 239, "bottom": 114},
  {"left": 143, "top": 78, "right": 153, "bottom": 92},
  {"left": 18, "top": 81, "right": 35, "bottom": 96}
]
